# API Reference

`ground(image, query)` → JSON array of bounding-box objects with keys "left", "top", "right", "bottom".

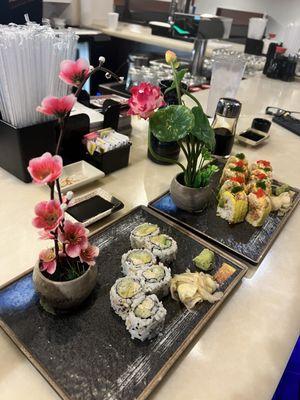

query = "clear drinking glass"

[{"left": 206, "top": 55, "right": 246, "bottom": 117}]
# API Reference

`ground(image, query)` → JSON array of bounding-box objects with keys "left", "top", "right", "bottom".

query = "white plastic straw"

[{"left": 0, "top": 23, "right": 78, "bottom": 128}]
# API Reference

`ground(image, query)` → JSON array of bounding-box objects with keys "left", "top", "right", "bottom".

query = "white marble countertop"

[{"left": 0, "top": 74, "right": 299, "bottom": 400}]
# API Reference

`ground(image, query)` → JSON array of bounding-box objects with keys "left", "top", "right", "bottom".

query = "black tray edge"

[
  {"left": 0, "top": 205, "right": 248, "bottom": 400},
  {"left": 148, "top": 182, "right": 300, "bottom": 266}
]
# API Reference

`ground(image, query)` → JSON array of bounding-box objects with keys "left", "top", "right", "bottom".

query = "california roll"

[
  {"left": 110, "top": 276, "right": 144, "bottom": 320},
  {"left": 130, "top": 222, "right": 160, "bottom": 249},
  {"left": 121, "top": 248, "right": 155, "bottom": 276},
  {"left": 125, "top": 294, "right": 167, "bottom": 341},
  {"left": 138, "top": 263, "right": 171, "bottom": 298},
  {"left": 146, "top": 233, "right": 177, "bottom": 264}
]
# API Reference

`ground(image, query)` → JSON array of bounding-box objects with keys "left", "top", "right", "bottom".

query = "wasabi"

[{"left": 193, "top": 248, "right": 215, "bottom": 271}]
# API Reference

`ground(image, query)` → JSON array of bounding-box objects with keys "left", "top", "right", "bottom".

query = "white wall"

[{"left": 194, "top": 0, "right": 300, "bottom": 41}]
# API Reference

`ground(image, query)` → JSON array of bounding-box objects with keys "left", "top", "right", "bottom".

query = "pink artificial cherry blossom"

[
  {"left": 79, "top": 244, "right": 99, "bottom": 266},
  {"left": 39, "top": 248, "right": 57, "bottom": 274},
  {"left": 59, "top": 58, "right": 90, "bottom": 86},
  {"left": 39, "top": 230, "right": 55, "bottom": 240},
  {"left": 28, "top": 152, "right": 63, "bottom": 184},
  {"left": 58, "top": 220, "right": 89, "bottom": 258},
  {"left": 36, "top": 94, "right": 76, "bottom": 118},
  {"left": 83, "top": 131, "right": 98, "bottom": 141},
  {"left": 33, "top": 200, "right": 63, "bottom": 231},
  {"left": 128, "top": 82, "right": 165, "bottom": 120}
]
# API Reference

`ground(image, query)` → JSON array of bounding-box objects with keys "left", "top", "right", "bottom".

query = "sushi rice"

[
  {"left": 130, "top": 223, "right": 160, "bottom": 249},
  {"left": 138, "top": 263, "right": 171, "bottom": 299},
  {"left": 125, "top": 294, "right": 167, "bottom": 341},
  {"left": 121, "top": 248, "right": 156, "bottom": 276},
  {"left": 110, "top": 276, "right": 144, "bottom": 320},
  {"left": 145, "top": 234, "right": 177, "bottom": 264}
]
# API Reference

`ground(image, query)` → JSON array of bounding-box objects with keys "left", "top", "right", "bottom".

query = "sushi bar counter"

[{"left": 0, "top": 73, "right": 300, "bottom": 400}]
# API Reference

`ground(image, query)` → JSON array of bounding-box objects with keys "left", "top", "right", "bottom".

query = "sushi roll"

[
  {"left": 250, "top": 160, "right": 272, "bottom": 178},
  {"left": 145, "top": 234, "right": 177, "bottom": 264},
  {"left": 130, "top": 223, "right": 160, "bottom": 249},
  {"left": 121, "top": 248, "right": 156, "bottom": 276},
  {"left": 220, "top": 160, "right": 249, "bottom": 185},
  {"left": 247, "top": 178, "right": 272, "bottom": 196},
  {"left": 138, "top": 263, "right": 171, "bottom": 298},
  {"left": 219, "top": 176, "right": 246, "bottom": 198},
  {"left": 246, "top": 188, "right": 272, "bottom": 227},
  {"left": 226, "top": 153, "right": 248, "bottom": 167},
  {"left": 110, "top": 276, "right": 144, "bottom": 320},
  {"left": 217, "top": 186, "right": 248, "bottom": 224},
  {"left": 125, "top": 294, "right": 167, "bottom": 341}
]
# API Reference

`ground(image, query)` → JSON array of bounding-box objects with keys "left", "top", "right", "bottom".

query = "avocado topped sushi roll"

[
  {"left": 110, "top": 277, "right": 144, "bottom": 320},
  {"left": 246, "top": 188, "right": 271, "bottom": 227},
  {"left": 122, "top": 248, "right": 156, "bottom": 276},
  {"left": 217, "top": 186, "right": 248, "bottom": 224},
  {"left": 146, "top": 234, "right": 177, "bottom": 264},
  {"left": 139, "top": 263, "right": 171, "bottom": 298},
  {"left": 130, "top": 222, "right": 160, "bottom": 249},
  {"left": 125, "top": 294, "right": 167, "bottom": 341}
]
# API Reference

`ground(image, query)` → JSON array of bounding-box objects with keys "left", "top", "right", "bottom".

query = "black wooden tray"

[
  {"left": 0, "top": 206, "right": 247, "bottom": 400},
  {"left": 148, "top": 182, "right": 300, "bottom": 265}
]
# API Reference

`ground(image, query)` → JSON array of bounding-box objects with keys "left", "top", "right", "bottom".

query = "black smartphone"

[{"left": 67, "top": 195, "right": 114, "bottom": 223}]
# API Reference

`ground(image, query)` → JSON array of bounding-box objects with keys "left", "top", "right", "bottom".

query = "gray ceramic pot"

[
  {"left": 33, "top": 262, "right": 98, "bottom": 310},
  {"left": 170, "top": 173, "right": 212, "bottom": 213}
]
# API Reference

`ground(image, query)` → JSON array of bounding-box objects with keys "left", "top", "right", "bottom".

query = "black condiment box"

[
  {"left": 85, "top": 143, "right": 132, "bottom": 174},
  {"left": 0, "top": 114, "right": 90, "bottom": 183},
  {"left": 0, "top": 118, "right": 57, "bottom": 182}
]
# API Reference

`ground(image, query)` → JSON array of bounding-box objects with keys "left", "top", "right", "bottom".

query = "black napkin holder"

[
  {"left": 0, "top": 119, "right": 57, "bottom": 183},
  {"left": 0, "top": 113, "right": 90, "bottom": 183},
  {"left": 85, "top": 143, "right": 132, "bottom": 174}
]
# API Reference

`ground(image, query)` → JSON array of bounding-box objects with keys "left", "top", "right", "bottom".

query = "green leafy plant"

[{"left": 148, "top": 51, "right": 218, "bottom": 188}]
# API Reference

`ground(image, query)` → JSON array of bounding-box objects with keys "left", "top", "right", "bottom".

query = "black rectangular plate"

[
  {"left": 0, "top": 206, "right": 247, "bottom": 400},
  {"left": 148, "top": 180, "right": 300, "bottom": 265}
]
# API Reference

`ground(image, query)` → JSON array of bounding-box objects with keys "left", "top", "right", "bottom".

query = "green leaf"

[
  {"left": 193, "top": 164, "right": 219, "bottom": 188},
  {"left": 149, "top": 105, "right": 194, "bottom": 142},
  {"left": 190, "top": 106, "right": 215, "bottom": 151}
]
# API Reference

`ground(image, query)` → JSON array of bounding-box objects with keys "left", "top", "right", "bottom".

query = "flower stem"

[{"left": 55, "top": 62, "right": 122, "bottom": 156}]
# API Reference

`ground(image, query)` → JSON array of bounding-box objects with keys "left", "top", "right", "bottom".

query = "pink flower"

[
  {"left": 39, "top": 248, "right": 57, "bottom": 274},
  {"left": 39, "top": 230, "right": 55, "bottom": 240},
  {"left": 83, "top": 131, "right": 98, "bottom": 141},
  {"left": 128, "top": 82, "right": 165, "bottom": 120},
  {"left": 33, "top": 200, "right": 63, "bottom": 231},
  {"left": 59, "top": 58, "right": 90, "bottom": 86},
  {"left": 58, "top": 221, "right": 88, "bottom": 258},
  {"left": 79, "top": 244, "right": 99, "bottom": 266},
  {"left": 36, "top": 94, "right": 76, "bottom": 118},
  {"left": 28, "top": 152, "right": 63, "bottom": 184}
]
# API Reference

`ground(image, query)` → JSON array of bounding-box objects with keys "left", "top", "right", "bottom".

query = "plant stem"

[
  {"left": 181, "top": 88, "right": 203, "bottom": 109},
  {"left": 171, "top": 63, "right": 182, "bottom": 106},
  {"left": 55, "top": 63, "right": 122, "bottom": 156},
  {"left": 56, "top": 179, "right": 63, "bottom": 204},
  {"left": 49, "top": 182, "right": 54, "bottom": 200}
]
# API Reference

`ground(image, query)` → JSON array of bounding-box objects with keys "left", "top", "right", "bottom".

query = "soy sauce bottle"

[{"left": 212, "top": 98, "right": 242, "bottom": 158}]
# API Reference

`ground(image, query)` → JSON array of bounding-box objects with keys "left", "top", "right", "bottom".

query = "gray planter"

[
  {"left": 33, "top": 262, "right": 98, "bottom": 310},
  {"left": 170, "top": 173, "right": 213, "bottom": 213}
]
